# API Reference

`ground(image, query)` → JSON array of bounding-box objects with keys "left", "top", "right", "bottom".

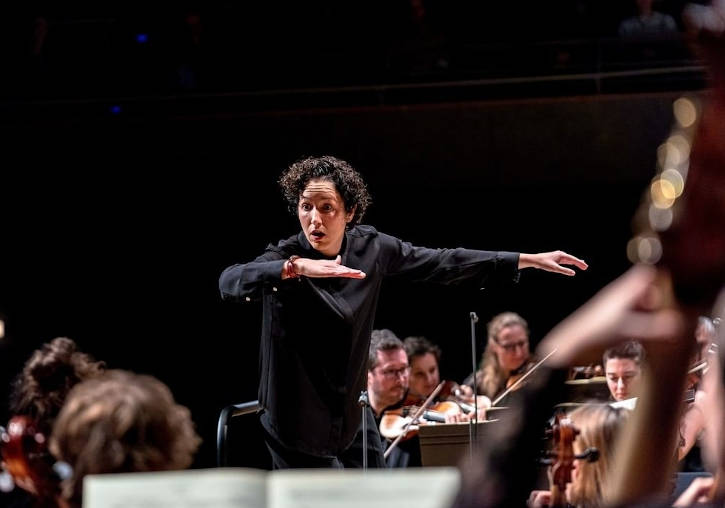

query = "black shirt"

[{"left": 219, "top": 225, "right": 520, "bottom": 457}]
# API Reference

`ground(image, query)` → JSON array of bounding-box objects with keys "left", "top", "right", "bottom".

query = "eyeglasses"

[
  {"left": 495, "top": 340, "right": 528, "bottom": 353},
  {"left": 377, "top": 366, "right": 410, "bottom": 379}
]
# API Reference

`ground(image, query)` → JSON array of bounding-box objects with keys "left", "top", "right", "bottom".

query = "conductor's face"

[{"left": 298, "top": 178, "right": 353, "bottom": 257}]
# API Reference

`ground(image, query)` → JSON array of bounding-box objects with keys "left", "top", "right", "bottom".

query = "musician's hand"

[
  {"left": 536, "top": 265, "right": 685, "bottom": 367},
  {"left": 455, "top": 384, "right": 474, "bottom": 400},
  {"left": 518, "top": 251, "right": 588, "bottom": 276},
  {"left": 527, "top": 490, "right": 552, "bottom": 508},
  {"left": 289, "top": 256, "right": 366, "bottom": 279},
  {"left": 445, "top": 413, "right": 468, "bottom": 423},
  {"left": 673, "top": 476, "right": 714, "bottom": 506}
]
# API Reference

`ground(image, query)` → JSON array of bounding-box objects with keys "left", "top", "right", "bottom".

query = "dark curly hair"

[
  {"left": 279, "top": 155, "right": 371, "bottom": 227},
  {"left": 403, "top": 336, "right": 441, "bottom": 364},
  {"left": 50, "top": 369, "right": 201, "bottom": 507},
  {"left": 9, "top": 337, "right": 105, "bottom": 434}
]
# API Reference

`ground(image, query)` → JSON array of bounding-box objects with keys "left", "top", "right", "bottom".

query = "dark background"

[{"left": 0, "top": 1, "right": 708, "bottom": 470}]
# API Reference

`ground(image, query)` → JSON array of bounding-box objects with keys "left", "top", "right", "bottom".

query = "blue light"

[
  {"left": 135, "top": 33, "right": 149, "bottom": 44},
  {"left": 109, "top": 105, "right": 122, "bottom": 115}
]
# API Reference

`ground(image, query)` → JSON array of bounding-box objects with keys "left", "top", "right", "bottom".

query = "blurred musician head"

[
  {"left": 696, "top": 316, "right": 717, "bottom": 359},
  {"left": 567, "top": 405, "right": 629, "bottom": 508},
  {"left": 49, "top": 369, "right": 200, "bottom": 508},
  {"left": 476, "top": 312, "right": 531, "bottom": 398},
  {"left": 3, "top": 338, "right": 105, "bottom": 501},
  {"left": 367, "top": 329, "right": 409, "bottom": 416},
  {"left": 9, "top": 337, "right": 105, "bottom": 436},
  {"left": 602, "top": 341, "right": 644, "bottom": 401},
  {"left": 403, "top": 336, "right": 442, "bottom": 400}
]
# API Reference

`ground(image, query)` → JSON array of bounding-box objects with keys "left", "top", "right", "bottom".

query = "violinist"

[
  {"left": 367, "top": 329, "right": 419, "bottom": 467},
  {"left": 404, "top": 336, "right": 444, "bottom": 402},
  {"left": 49, "top": 370, "right": 200, "bottom": 508},
  {"left": 465, "top": 312, "right": 536, "bottom": 400},
  {"left": 528, "top": 405, "right": 629, "bottom": 508},
  {"left": 367, "top": 329, "right": 410, "bottom": 421},
  {"left": 677, "top": 317, "right": 717, "bottom": 468},
  {"left": 689, "top": 316, "right": 717, "bottom": 390},
  {"left": 1, "top": 337, "right": 104, "bottom": 506},
  {"left": 403, "top": 336, "right": 474, "bottom": 403}
]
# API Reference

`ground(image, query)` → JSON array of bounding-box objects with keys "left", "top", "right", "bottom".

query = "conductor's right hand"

[{"left": 283, "top": 255, "right": 367, "bottom": 279}]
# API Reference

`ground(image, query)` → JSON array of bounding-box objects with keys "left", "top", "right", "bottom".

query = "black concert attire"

[
  {"left": 372, "top": 389, "right": 421, "bottom": 468},
  {"left": 219, "top": 225, "right": 520, "bottom": 468}
]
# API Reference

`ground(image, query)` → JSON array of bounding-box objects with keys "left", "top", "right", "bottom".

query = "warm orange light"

[
  {"left": 673, "top": 97, "right": 697, "bottom": 128},
  {"left": 660, "top": 168, "right": 685, "bottom": 197},
  {"left": 650, "top": 179, "right": 676, "bottom": 209}
]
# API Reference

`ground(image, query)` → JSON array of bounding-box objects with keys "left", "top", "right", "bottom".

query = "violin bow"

[
  {"left": 383, "top": 382, "right": 444, "bottom": 459},
  {"left": 491, "top": 348, "right": 558, "bottom": 407}
]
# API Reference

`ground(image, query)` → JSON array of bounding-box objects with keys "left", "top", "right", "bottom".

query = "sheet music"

[
  {"left": 84, "top": 468, "right": 267, "bottom": 508},
  {"left": 83, "top": 467, "right": 460, "bottom": 508},
  {"left": 269, "top": 468, "right": 460, "bottom": 508}
]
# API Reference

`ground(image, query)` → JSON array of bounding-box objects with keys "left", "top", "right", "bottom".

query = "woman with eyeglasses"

[{"left": 464, "top": 312, "right": 536, "bottom": 400}]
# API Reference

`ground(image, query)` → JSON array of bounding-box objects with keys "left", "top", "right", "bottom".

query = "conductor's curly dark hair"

[{"left": 279, "top": 155, "right": 371, "bottom": 227}]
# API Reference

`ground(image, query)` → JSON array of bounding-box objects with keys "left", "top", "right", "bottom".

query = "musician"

[
  {"left": 367, "top": 329, "right": 420, "bottom": 468},
  {"left": 404, "top": 336, "right": 484, "bottom": 416},
  {"left": 1, "top": 337, "right": 105, "bottom": 505},
  {"left": 219, "top": 155, "right": 587, "bottom": 468},
  {"left": 465, "top": 312, "right": 536, "bottom": 400},
  {"left": 49, "top": 370, "right": 201, "bottom": 508},
  {"left": 404, "top": 336, "right": 443, "bottom": 402},
  {"left": 677, "top": 317, "right": 716, "bottom": 468},
  {"left": 528, "top": 405, "right": 629, "bottom": 508},
  {"left": 368, "top": 329, "right": 409, "bottom": 420},
  {"left": 9, "top": 337, "right": 105, "bottom": 437},
  {"left": 602, "top": 341, "right": 644, "bottom": 402}
]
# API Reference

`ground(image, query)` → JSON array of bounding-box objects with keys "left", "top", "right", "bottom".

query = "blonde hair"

[
  {"left": 566, "top": 405, "right": 629, "bottom": 508},
  {"left": 475, "top": 312, "right": 529, "bottom": 398}
]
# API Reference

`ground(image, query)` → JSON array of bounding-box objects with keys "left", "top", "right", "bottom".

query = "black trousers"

[{"left": 263, "top": 406, "right": 386, "bottom": 469}]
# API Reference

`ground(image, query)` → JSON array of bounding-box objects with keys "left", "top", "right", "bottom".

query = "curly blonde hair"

[{"left": 49, "top": 370, "right": 201, "bottom": 507}]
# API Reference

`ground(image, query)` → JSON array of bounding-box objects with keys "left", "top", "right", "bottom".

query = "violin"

[
  {"left": 379, "top": 401, "right": 461, "bottom": 440},
  {"left": 539, "top": 413, "right": 599, "bottom": 507},
  {"left": 0, "top": 416, "right": 60, "bottom": 500},
  {"left": 401, "top": 379, "right": 491, "bottom": 419}
]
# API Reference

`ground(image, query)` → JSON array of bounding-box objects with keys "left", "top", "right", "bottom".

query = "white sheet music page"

[
  {"left": 83, "top": 468, "right": 267, "bottom": 508},
  {"left": 83, "top": 467, "right": 460, "bottom": 508},
  {"left": 268, "top": 468, "right": 460, "bottom": 508}
]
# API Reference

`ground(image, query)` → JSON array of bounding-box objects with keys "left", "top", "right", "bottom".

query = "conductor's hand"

[
  {"left": 287, "top": 256, "right": 366, "bottom": 279},
  {"left": 518, "top": 251, "right": 588, "bottom": 276}
]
